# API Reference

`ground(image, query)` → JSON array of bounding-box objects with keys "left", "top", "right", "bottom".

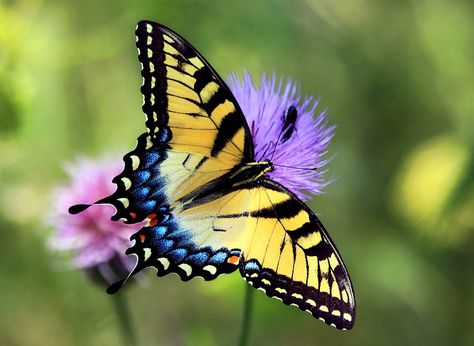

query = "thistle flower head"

[
  {"left": 228, "top": 71, "right": 335, "bottom": 200},
  {"left": 47, "top": 156, "right": 141, "bottom": 285}
]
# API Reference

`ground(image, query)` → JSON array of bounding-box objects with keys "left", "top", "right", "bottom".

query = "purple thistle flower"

[
  {"left": 47, "top": 156, "right": 142, "bottom": 285},
  {"left": 227, "top": 71, "right": 335, "bottom": 200}
]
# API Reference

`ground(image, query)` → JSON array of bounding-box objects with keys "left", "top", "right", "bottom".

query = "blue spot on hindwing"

[
  {"left": 133, "top": 186, "right": 150, "bottom": 199},
  {"left": 209, "top": 252, "right": 228, "bottom": 265},
  {"left": 155, "top": 239, "right": 174, "bottom": 253},
  {"left": 187, "top": 252, "right": 210, "bottom": 266},
  {"left": 244, "top": 260, "right": 261, "bottom": 272},
  {"left": 134, "top": 170, "right": 151, "bottom": 183},
  {"left": 142, "top": 200, "right": 156, "bottom": 212},
  {"left": 168, "top": 248, "right": 187, "bottom": 262},
  {"left": 158, "top": 127, "right": 172, "bottom": 143},
  {"left": 151, "top": 225, "right": 168, "bottom": 239},
  {"left": 142, "top": 151, "right": 161, "bottom": 168}
]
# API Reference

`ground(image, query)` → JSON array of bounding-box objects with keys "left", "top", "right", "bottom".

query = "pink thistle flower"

[
  {"left": 227, "top": 71, "right": 335, "bottom": 200},
  {"left": 47, "top": 156, "right": 142, "bottom": 285}
]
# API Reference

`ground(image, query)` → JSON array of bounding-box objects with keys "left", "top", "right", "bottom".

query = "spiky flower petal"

[{"left": 228, "top": 71, "right": 335, "bottom": 200}]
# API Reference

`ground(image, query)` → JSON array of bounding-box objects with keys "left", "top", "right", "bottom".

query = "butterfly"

[{"left": 70, "top": 20, "right": 355, "bottom": 330}]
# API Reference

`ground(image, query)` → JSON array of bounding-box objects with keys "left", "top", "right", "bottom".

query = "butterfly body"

[
  {"left": 70, "top": 20, "right": 355, "bottom": 330},
  {"left": 178, "top": 160, "right": 274, "bottom": 210}
]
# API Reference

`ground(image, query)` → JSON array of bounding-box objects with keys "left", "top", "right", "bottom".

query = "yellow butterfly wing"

[{"left": 239, "top": 179, "right": 355, "bottom": 330}]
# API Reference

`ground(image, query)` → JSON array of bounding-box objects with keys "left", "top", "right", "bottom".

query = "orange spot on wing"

[
  {"left": 147, "top": 213, "right": 158, "bottom": 227},
  {"left": 130, "top": 212, "right": 137, "bottom": 219},
  {"left": 139, "top": 234, "right": 146, "bottom": 243},
  {"left": 227, "top": 255, "right": 240, "bottom": 265}
]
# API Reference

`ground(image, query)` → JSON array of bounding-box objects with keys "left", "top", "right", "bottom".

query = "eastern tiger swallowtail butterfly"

[{"left": 69, "top": 20, "right": 355, "bottom": 330}]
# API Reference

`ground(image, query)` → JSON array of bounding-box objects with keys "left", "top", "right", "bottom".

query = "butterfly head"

[
  {"left": 262, "top": 159, "right": 274, "bottom": 173},
  {"left": 253, "top": 159, "right": 274, "bottom": 178},
  {"left": 230, "top": 160, "right": 274, "bottom": 187}
]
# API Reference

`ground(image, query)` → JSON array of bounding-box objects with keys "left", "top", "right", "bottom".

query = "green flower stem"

[
  {"left": 238, "top": 284, "right": 255, "bottom": 346},
  {"left": 112, "top": 293, "right": 137, "bottom": 346}
]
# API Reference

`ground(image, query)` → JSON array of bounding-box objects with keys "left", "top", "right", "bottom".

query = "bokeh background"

[{"left": 1, "top": 0, "right": 473, "bottom": 345}]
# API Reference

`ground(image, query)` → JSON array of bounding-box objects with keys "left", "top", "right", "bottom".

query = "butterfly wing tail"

[
  {"left": 106, "top": 259, "right": 141, "bottom": 294},
  {"left": 68, "top": 203, "right": 92, "bottom": 214},
  {"left": 68, "top": 195, "right": 115, "bottom": 215}
]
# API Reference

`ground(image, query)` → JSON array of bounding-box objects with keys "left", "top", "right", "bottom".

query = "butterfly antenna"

[
  {"left": 270, "top": 130, "right": 284, "bottom": 162},
  {"left": 259, "top": 141, "right": 275, "bottom": 161},
  {"left": 273, "top": 163, "right": 318, "bottom": 171}
]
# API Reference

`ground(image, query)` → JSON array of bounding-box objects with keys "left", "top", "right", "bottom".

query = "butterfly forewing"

[{"left": 135, "top": 21, "right": 253, "bottom": 162}]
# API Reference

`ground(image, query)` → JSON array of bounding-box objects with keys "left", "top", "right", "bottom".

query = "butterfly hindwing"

[{"left": 237, "top": 179, "right": 355, "bottom": 330}]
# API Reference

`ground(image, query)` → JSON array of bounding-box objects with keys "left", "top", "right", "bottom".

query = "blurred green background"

[{"left": 1, "top": 0, "right": 473, "bottom": 345}]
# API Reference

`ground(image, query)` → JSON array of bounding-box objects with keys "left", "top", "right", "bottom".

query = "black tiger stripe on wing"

[{"left": 211, "top": 111, "right": 245, "bottom": 157}]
